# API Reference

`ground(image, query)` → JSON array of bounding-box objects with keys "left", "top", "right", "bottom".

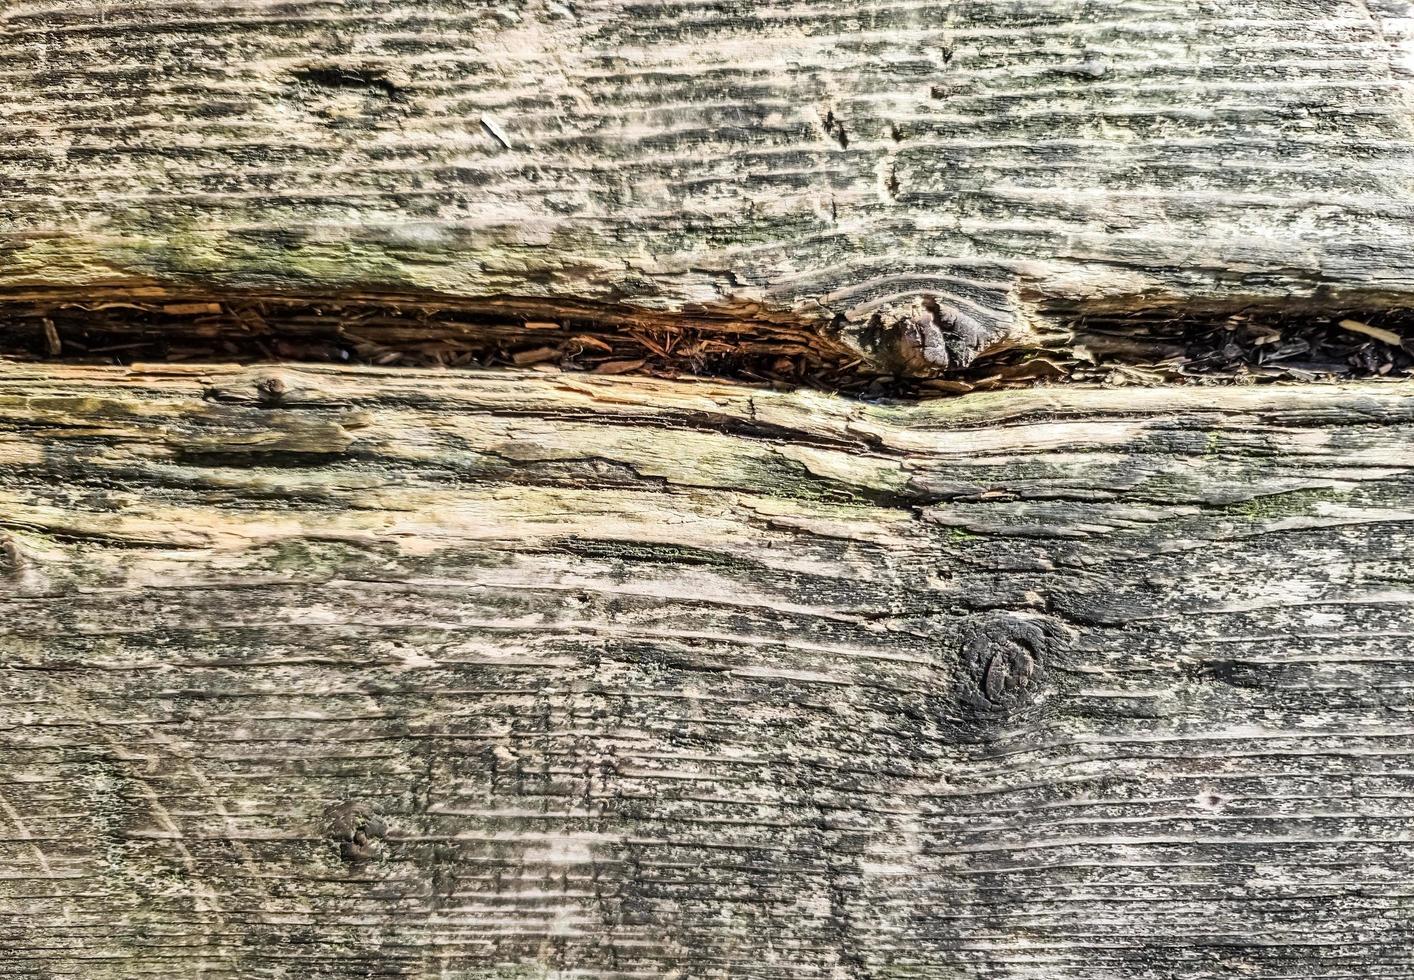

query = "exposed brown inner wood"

[{"left": 2, "top": 289, "right": 1411, "bottom": 398}]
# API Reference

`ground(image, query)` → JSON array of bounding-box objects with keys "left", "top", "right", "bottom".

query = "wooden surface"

[
  {"left": 4, "top": 1, "right": 1414, "bottom": 369},
  {"left": 2, "top": 363, "right": 1413, "bottom": 977}
]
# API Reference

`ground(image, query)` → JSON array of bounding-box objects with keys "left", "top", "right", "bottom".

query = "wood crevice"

[{"left": 3, "top": 289, "right": 1414, "bottom": 402}]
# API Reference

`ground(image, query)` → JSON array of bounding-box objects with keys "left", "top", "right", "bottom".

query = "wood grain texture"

[
  {"left": 2, "top": 363, "right": 1413, "bottom": 977},
  {"left": 3, "top": 1, "right": 1414, "bottom": 369}
]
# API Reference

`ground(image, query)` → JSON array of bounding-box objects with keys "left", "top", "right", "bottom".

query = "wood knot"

[
  {"left": 957, "top": 615, "right": 1062, "bottom": 724},
  {"left": 0, "top": 533, "right": 22, "bottom": 580},
  {"left": 323, "top": 801, "right": 388, "bottom": 863},
  {"left": 863, "top": 294, "right": 1017, "bottom": 376},
  {"left": 0, "top": 532, "right": 43, "bottom": 593},
  {"left": 256, "top": 375, "right": 288, "bottom": 407}
]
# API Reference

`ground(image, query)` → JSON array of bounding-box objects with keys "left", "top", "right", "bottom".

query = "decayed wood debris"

[
  {"left": 2, "top": 363, "right": 1413, "bottom": 977},
  {"left": 1, "top": 293, "right": 1410, "bottom": 397}
]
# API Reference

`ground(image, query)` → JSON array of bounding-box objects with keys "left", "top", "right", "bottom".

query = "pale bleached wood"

[
  {"left": 1, "top": 363, "right": 1413, "bottom": 977},
  {"left": 2, "top": 1, "right": 1414, "bottom": 370}
]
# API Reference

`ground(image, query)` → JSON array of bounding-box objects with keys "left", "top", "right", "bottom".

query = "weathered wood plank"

[
  {"left": 1, "top": 363, "right": 1412, "bottom": 977},
  {"left": 3, "top": 1, "right": 1414, "bottom": 369}
]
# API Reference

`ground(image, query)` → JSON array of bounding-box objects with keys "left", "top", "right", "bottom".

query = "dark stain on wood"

[{"left": 290, "top": 65, "right": 404, "bottom": 101}]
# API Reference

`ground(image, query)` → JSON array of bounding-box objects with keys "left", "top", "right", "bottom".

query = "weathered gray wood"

[
  {"left": 3, "top": 1, "right": 1414, "bottom": 369},
  {"left": 2, "top": 363, "right": 1413, "bottom": 977}
]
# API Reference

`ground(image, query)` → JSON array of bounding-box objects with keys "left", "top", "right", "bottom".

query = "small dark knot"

[
  {"left": 957, "top": 615, "right": 1062, "bottom": 724},
  {"left": 324, "top": 801, "right": 388, "bottom": 863}
]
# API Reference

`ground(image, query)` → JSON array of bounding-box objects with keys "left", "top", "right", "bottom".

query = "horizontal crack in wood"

[{"left": 0, "top": 289, "right": 1412, "bottom": 399}]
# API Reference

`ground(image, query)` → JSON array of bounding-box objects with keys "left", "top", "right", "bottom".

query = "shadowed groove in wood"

[{"left": 1, "top": 288, "right": 1411, "bottom": 396}]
